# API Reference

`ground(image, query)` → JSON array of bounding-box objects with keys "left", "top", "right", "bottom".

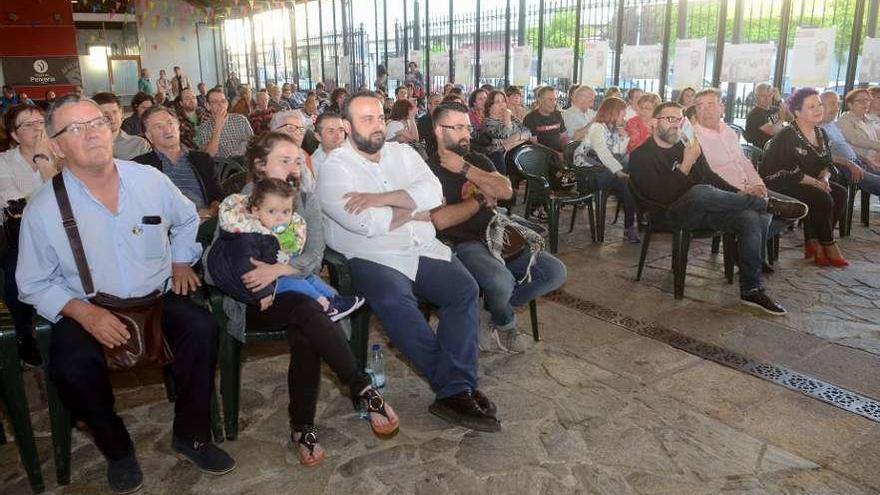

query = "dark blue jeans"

[
  {"left": 670, "top": 185, "right": 771, "bottom": 294},
  {"left": 842, "top": 160, "right": 880, "bottom": 197},
  {"left": 454, "top": 241, "right": 567, "bottom": 330},
  {"left": 2, "top": 248, "right": 34, "bottom": 340},
  {"left": 349, "top": 256, "right": 480, "bottom": 399},
  {"left": 592, "top": 168, "right": 637, "bottom": 228}
]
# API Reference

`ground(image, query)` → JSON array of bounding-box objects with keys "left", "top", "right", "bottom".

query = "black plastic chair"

[
  {"left": 728, "top": 123, "right": 745, "bottom": 139},
  {"left": 741, "top": 143, "right": 763, "bottom": 170},
  {"left": 512, "top": 145, "right": 595, "bottom": 253},
  {"left": 214, "top": 157, "right": 245, "bottom": 184},
  {"left": 631, "top": 186, "right": 736, "bottom": 300},
  {"left": 861, "top": 190, "right": 872, "bottom": 227},
  {"left": 221, "top": 171, "right": 248, "bottom": 197}
]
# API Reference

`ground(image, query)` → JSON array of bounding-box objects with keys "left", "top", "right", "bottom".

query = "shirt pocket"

[{"left": 136, "top": 221, "right": 168, "bottom": 260}]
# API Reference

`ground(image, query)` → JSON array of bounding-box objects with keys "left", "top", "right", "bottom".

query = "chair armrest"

[{"left": 323, "top": 248, "right": 355, "bottom": 296}]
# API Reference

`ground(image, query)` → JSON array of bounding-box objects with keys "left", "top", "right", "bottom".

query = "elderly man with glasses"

[
  {"left": 16, "top": 94, "right": 235, "bottom": 493},
  {"left": 196, "top": 87, "right": 254, "bottom": 158}
]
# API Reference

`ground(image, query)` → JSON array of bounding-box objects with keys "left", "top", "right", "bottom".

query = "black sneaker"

[
  {"left": 471, "top": 389, "right": 498, "bottom": 418},
  {"left": 741, "top": 290, "right": 787, "bottom": 315},
  {"left": 428, "top": 390, "right": 501, "bottom": 432},
  {"left": 171, "top": 437, "right": 236, "bottom": 475},
  {"left": 767, "top": 197, "right": 808, "bottom": 221},
  {"left": 107, "top": 455, "right": 143, "bottom": 494},
  {"left": 326, "top": 295, "right": 366, "bottom": 322},
  {"left": 17, "top": 335, "right": 42, "bottom": 366}
]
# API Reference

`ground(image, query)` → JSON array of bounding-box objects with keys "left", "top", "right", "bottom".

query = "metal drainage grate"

[{"left": 544, "top": 290, "right": 880, "bottom": 423}]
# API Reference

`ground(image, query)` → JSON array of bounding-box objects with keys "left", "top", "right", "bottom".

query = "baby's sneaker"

[{"left": 326, "top": 295, "right": 366, "bottom": 322}]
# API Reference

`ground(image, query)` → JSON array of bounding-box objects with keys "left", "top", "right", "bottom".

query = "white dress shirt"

[
  {"left": 561, "top": 106, "right": 596, "bottom": 141},
  {"left": 0, "top": 148, "right": 45, "bottom": 208},
  {"left": 317, "top": 140, "right": 449, "bottom": 281}
]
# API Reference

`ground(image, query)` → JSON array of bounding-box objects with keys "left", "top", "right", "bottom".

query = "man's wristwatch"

[
  {"left": 32, "top": 153, "right": 49, "bottom": 165},
  {"left": 459, "top": 161, "right": 471, "bottom": 177},
  {"left": 474, "top": 193, "right": 488, "bottom": 208}
]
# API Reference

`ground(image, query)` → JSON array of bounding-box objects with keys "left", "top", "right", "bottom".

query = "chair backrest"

[
  {"left": 563, "top": 140, "right": 580, "bottom": 168},
  {"left": 215, "top": 157, "right": 245, "bottom": 183},
  {"left": 728, "top": 123, "right": 745, "bottom": 138},
  {"left": 512, "top": 145, "right": 554, "bottom": 190},
  {"left": 221, "top": 171, "right": 248, "bottom": 197},
  {"left": 740, "top": 143, "right": 763, "bottom": 170}
]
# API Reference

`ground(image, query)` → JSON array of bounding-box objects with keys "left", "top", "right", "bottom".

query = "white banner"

[
  {"left": 309, "top": 54, "right": 322, "bottom": 81},
  {"left": 621, "top": 44, "right": 662, "bottom": 80},
  {"left": 337, "top": 56, "right": 351, "bottom": 86},
  {"left": 511, "top": 45, "right": 532, "bottom": 86},
  {"left": 581, "top": 40, "right": 609, "bottom": 88},
  {"left": 409, "top": 50, "right": 423, "bottom": 71},
  {"left": 859, "top": 37, "right": 880, "bottom": 83},
  {"left": 481, "top": 51, "right": 506, "bottom": 79},
  {"left": 387, "top": 56, "right": 406, "bottom": 81},
  {"left": 790, "top": 27, "right": 835, "bottom": 88},
  {"left": 720, "top": 43, "right": 776, "bottom": 83},
  {"left": 673, "top": 38, "right": 706, "bottom": 89},
  {"left": 429, "top": 52, "right": 449, "bottom": 78},
  {"left": 454, "top": 49, "right": 472, "bottom": 84},
  {"left": 542, "top": 47, "right": 574, "bottom": 80}
]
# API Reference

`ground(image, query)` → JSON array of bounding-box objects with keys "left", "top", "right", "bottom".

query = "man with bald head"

[
  {"left": 317, "top": 91, "right": 501, "bottom": 433},
  {"left": 818, "top": 90, "right": 880, "bottom": 197},
  {"left": 16, "top": 94, "right": 235, "bottom": 493},
  {"left": 562, "top": 85, "right": 597, "bottom": 141}
]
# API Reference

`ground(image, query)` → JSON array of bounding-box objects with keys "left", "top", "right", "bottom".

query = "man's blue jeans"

[
  {"left": 841, "top": 160, "right": 880, "bottom": 196},
  {"left": 349, "top": 256, "right": 480, "bottom": 399},
  {"left": 454, "top": 241, "right": 567, "bottom": 330},
  {"left": 670, "top": 185, "right": 771, "bottom": 294}
]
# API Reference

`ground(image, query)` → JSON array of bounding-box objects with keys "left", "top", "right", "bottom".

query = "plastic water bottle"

[{"left": 369, "top": 344, "right": 387, "bottom": 389}]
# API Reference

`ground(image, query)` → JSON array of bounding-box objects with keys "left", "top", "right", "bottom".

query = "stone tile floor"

[{"left": 2, "top": 199, "right": 880, "bottom": 494}]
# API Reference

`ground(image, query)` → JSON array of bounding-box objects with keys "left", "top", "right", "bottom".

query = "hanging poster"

[
  {"left": 511, "top": 45, "right": 532, "bottom": 86},
  {"left": 542, "top": 47, "right": 574, "bottom": 80},
  {"left": 430, "top": 52, "right": 450, "bottom": 78},
  {"left": 1, "top": 57, "right": 82, "bottom": 86},
  {"left": 481, "top": 51, "right": 505, "bottom": 79},
  {"left": 337, "top": 56, "right": 351, "bottom": 86},
  {"left": 621, "top": 44, "right": 662, "bottom": 80},
  {"left": 790, "top": 27, "right": 835, "bottom": 88},
  {"left": 387, "top": 56, "right": 406, "bottom": 80},
  {"left": 309, "top": 54, "right": 323, "bottom": 82},
  {"left": 673, "top": 38, "right": 707, "bottom": 89},
  {"left": 859, "top": 37, "right": 880, "bottom": 83},
  {"left": 409, "top": 50, "right": 423, "bottom": 71},
  {"left": 720, "top": 43, "right": 776, "bottom": 83},
  {"left": 453, "top": 48, "right": 472, "bottom": 84},
  {"left": 581, "top": 40, "right": 609, "bottom": 88}
]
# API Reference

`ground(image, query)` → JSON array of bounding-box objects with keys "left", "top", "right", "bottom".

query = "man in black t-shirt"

[
  {"left": 523, "top": 86, "right": 569, "bottom": 152},
  {"left": 744, "top": 83, "right": 783, "bottom": 149},
  {"left": 427, "top": 103, "right": 568, "bottom": 353},
  {"left": 629, "top": 102, "right": 802, "bottom": 316}
]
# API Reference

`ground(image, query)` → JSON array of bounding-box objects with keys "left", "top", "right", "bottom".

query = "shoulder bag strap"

[{"left": 52, "top": 174, "right": 95, "bottom": 295}]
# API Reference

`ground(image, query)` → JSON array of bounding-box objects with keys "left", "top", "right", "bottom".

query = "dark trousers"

[
  {"left": 771, "top": 181, "right": 847, "bottom": 244},
  {"left": 2, "top": 248, "right": 34, "bottom": 340},
  {"left": 670, "top": 185, "right": 770, "bottom": 293},
  {"left": 349, "top": 256, "right": 480, "bottom": 399},
  {"left": 592, "top": 168, "right": 637, "bottom": 228},
  {"left": 246, "top": 291, "right": 370, "bottom": 427},
  {"left": 47, "top": 293, "right": 218, "bottom": 460}
]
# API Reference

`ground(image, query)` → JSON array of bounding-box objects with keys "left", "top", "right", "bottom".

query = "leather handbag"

[
  {"left": 52, "top": 174, "right": 173, "bottom": 371},
  {"left": 501, "top": 225, "right": 528, "bottom": 261}
]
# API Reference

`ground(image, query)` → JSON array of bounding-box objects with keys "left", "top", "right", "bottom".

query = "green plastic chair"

[
  {"left": 0, "top": 323, "right": 44, "bottom": 493},
  {"left": 214, "top": 248, "right": 371, "bottom": 440}
]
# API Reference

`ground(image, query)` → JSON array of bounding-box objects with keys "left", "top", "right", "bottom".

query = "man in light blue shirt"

[
  {"left": 819, "top": 91, "right": 880, "bottom": 197},
  {"left": 16, "top": 94, "right": 235, "bottom": 493}
]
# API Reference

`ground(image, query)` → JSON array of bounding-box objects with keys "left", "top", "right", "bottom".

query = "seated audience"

[
  {"left": 523, "top": 86, "right": 569, "bottom": 152},
  {"left": 269, "top": 110, "right": 318, "bottom": 186},
  {"left": 625, "top": 92, "right": 661, "bottom": 153},
  {"left": 302, "top": 91, "right": 320, "bottom": 126},
  {"left": 385, "top": 99, "right": 420, "bottom": 143},
  {"left": 249, "top": 89, "right": 276, "bottom": 136},
  {"left": 17, "top": 94, "right": 235, "bottom": 493},
  {"left": 624, "top": 87, "right": 643, "bottom": 120},
  {"left": 135, "top": 105, "right": 223, "bottom": 221},
  {"left": 417, "top": 93, "right": 443, "bottom": 156},
  {"left": 92, "top": 92, "right": 152, "bottom": 160},
  {"left": 760, "top": 88, "right": 849, "bottom": 266},
  {"left": 317, "top": 91, "right": 501, "bottom": 432},
  {"left": 311, "top": 111, "right": 346, "bottom": 172},
  {"left": 562, "top": 86, "right": 597, "bottom": 142},
  {"left": 819, "top": 90, "right": 880, "bottom": 198},
  {"left": 836, "top": 88, "right": 880, "bottom": 171},
  {"left": 573, "top": 96, "right": 639, "bottom": 243},
  {"left": 0, "top": 104, "right": 58, "bottom": 365},
  {"left": 230, "top": 85, "right": 252, "bottom": 115},
  {"left": 480, "top": 90, "right": 533, "bottom": 170},
  {"left": 744, "top": 83, "right": 784, "bottom": 149},
  {"left": 197, "top": 87, "right": 254, "bottom": 158},
  {"left": 468, "top": 88, "right": 488, "bottom": 130},
  {"left": 677, "top": 87, "right": 696, "bottom": 108},
  {"left": 175, "top": 87, "right": 208, "bottom": 149},
  {"left": 121, "top": 91, "right": 154, "bottom": 137},
  {"left": 505, "top": 86, "right": 529, "bottom": 122},
  {"left": 630, "top": 102, "right": 800, "bottom": 314},
  {"left": 327, "top": 88, "right": 349, "bottom": 114},
  {"left": 427, "top": 102, "right": 567, "bottom": 352},
  {"left": 266, "top": 83, "right": 291, "bottom": 112}
]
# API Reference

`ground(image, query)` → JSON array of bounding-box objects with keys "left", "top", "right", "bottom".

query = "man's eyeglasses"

[
  {"left": 277, "top": 123, "right": 306, "bottom": 134},
  {"left": 439, "top": 124, "right": 474, "bottom": 133},
  {"left": 51, "top": 116, "right": 111, "bottom": 138},
  {"left": 15, "top": 120, "right": 45, "bottom": 131},
  {"left": 656, "top": 116, "right": 684, "bottom": 124},
  {"left": 853, "top": 98, "right": 872, "bottom": 104}
]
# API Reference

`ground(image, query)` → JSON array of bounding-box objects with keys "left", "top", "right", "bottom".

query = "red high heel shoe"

[
  {"left": 804, "top": 243, "right": 817, "bottom": 259},
  {"left": 827, "top": 256, "right": 850, "bottom": 267},
  {"left": 814, "top": 253, "right": 830, "bottom": 266}
]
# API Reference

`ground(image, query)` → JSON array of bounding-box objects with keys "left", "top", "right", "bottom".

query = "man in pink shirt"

[{"left": 693, "top": 88, "right": 806, "bottom": 264}]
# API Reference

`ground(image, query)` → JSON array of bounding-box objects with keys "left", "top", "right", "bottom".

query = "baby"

[{"left": 208, "top": 178, "right": 364, "bottom": 321}]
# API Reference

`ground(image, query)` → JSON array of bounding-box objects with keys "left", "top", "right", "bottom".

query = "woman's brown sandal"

[
  {"left": 291, "top": 425, "right": 325, "bottom": 466},
  {"left": 355, "top": 388, "right": 400, "bottom": 437}
]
